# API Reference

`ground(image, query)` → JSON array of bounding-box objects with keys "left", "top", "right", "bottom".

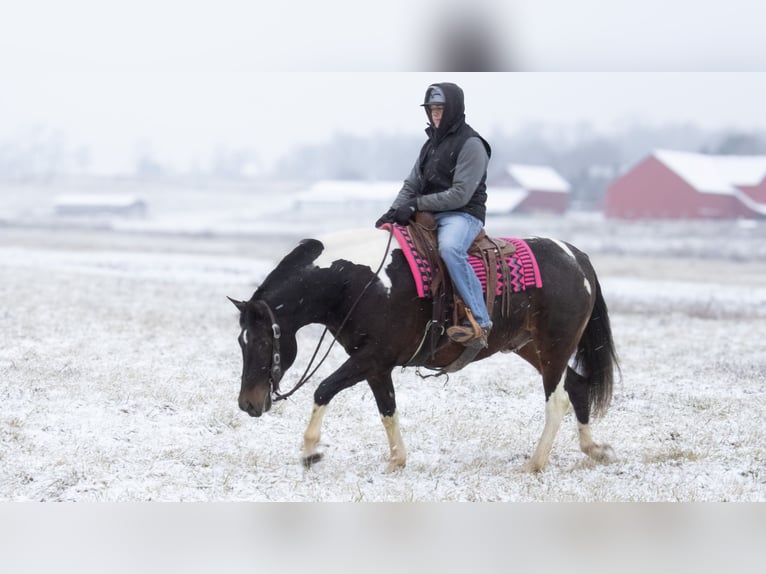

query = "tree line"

[{"left": 3, "top": 123, "right": 765, "bottom": 210}]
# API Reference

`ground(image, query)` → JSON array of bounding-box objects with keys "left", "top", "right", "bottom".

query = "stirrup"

[
  {"left": 443, "top": 325, "right": 491, "bottom": 372},
  {"left": 446, "top": 324, "right": 479, "bottom": 344},
  {"left": 447, "top": 307, "right": 484, "bottom": 345}
]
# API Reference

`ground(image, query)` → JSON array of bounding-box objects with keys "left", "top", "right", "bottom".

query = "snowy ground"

[{"left": 1, "top": 181, "right": 765, "bottom": 501}]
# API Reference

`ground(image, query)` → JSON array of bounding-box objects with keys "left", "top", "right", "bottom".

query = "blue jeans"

[{"left": 435, "top": 211, "right": 491, "bottom": 328}]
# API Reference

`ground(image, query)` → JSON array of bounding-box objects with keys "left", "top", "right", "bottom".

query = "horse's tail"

[{"left": 575, "top": 275, "right": 620, "bottom": 418}]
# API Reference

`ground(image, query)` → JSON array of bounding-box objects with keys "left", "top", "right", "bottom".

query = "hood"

[{"left": 423, "top": 82, "right": 466, "bottom": 140}]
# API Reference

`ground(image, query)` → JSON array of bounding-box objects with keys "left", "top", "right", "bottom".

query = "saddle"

[{"left": 405, "top": 212, "right": 517, "bottom": 367}]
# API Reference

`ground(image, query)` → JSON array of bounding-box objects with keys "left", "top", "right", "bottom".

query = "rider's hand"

[
  {"left": 375, "top": 208, "right": 396, "bottom": 228},
  {"left": 393, "top": 199, "right": 418, "bottom": 226}
]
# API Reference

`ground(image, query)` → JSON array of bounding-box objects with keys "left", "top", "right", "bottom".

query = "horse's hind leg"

[
  {"left": 368, "top": 371, "right": 407, "bottom": 472},
  {"left": 525, "top": 364, "right": 571, "bottom": 472},
  {"left": 565, "top": 366, "right": 615, "bottom": 463}
]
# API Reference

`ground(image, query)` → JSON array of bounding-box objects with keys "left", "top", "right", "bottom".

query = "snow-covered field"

[{"left": 1, "top": 181, "right": 765, "bottom": 501}]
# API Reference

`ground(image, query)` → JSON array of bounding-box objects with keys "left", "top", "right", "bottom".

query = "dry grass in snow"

[{"left": 1, "top": 218, "right": 765, "bottom": 501}]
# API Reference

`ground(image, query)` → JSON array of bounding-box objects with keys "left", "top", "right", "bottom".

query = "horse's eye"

[{"left": 238, "top": 329, "right": 248, "bottom": 347}]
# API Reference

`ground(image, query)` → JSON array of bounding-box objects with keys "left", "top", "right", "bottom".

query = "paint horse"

[{"left": 229, "top": 228, "right": 619, "bottom": 472}]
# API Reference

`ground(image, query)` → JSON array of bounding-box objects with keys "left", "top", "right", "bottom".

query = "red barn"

[
  {"left": 489, "top": 164, "right": 571, "bottom": 215},
  {"left": 605, "top": 149, "right": 766, "bottom": 219}
]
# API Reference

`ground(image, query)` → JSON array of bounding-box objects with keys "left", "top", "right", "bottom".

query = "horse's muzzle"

[{"left": 239, "top": 388, "right": 272, "bottom": 417}]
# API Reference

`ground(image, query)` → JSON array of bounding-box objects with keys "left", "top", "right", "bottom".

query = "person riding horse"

[{"left": 376, "top": 82, "right": 493, "bottom": 349}]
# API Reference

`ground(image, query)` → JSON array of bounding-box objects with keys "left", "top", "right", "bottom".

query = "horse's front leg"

[
  {"left": 302, "top": 403, "right": 327, "bottom": 468},
  {"left": 368, "top": 371, "right": 406, "bottom": 473},
  {"left": 302, "top": 359, "right": 368, "bottom": 468}
]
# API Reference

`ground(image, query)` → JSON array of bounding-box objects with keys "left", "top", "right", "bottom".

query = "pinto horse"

[{"left": 229, "top": 228, "right": 619, "bottom": 472}]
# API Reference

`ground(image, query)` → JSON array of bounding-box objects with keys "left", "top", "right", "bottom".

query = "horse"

[{"left": 228, "top": 227, "right": 619, "bottom": 473}]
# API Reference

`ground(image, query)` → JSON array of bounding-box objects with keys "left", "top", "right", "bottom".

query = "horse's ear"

[{"left": 227, "top": 296, "right": 247, "bottom": 312}]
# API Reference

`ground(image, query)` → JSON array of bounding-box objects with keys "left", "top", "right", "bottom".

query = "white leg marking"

[
  {"left": 382, "top": 412, "right": 407, "bottom": 472},
  {"left": 578, "top": 423, "right": 596, "bottom": 454},
  {"left": 303, "top": 404, "right": 327, "bottom": 459},
  {"left": 527, "top": 374, "right": 571, "bottom": 472},
  {"left": 578, "top": 422, "right": 615, "bottom": 462}
]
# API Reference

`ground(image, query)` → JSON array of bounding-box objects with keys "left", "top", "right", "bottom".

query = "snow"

[
  {"left": 506, "top": 163, "right": 571, "bottom": 192},
  {"left": 485, "top": 187, "right": 529, "bottom": 214},
  {"left": 653, "top": 149, "right": 766, "bottom": 195},
  {"left": 54, "top": 194, "right": 146, "bottom": 208},
  {"left": 733, "top": 186, "right": 766, "bottom": 216},
  {"left": 1, "top": 182, "right": 765, "bottom": 501}
]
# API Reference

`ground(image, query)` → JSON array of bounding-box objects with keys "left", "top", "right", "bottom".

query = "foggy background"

[
  {"left": 3, "top": 73, "right": 766, "bottom": 211},
  {"left": 3, "top": 1, "right": 766, "bottom": 208}
]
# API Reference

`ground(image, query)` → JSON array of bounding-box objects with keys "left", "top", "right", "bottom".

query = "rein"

[{"left": 269, "top": 229, "right": 395, "bottom": 402}]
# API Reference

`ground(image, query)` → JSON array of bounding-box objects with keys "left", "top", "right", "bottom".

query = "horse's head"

[
  {"left": 229, "top": 297, "right": 297, "bottom": 417},
  {"left": 229, "top": 239, "right": 325, "bottom": 417}
]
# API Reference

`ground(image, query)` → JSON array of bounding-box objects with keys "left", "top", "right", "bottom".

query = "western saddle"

[{"left": 404, "top": 212, "right": 517, "bottom": 368}]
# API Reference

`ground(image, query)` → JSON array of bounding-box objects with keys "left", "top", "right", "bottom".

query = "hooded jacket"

[{"left": 393, "top": 82, "right": 492, "bottom": 223}]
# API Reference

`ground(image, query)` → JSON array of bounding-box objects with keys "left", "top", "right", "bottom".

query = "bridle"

[
  {"left": 251, "top": 228, "right": 395, "bottom": 403},
  {"left": 251, "top": 300, "right": 283, "bottom": 391},
  {"left": 254, "top": 296, "right": 332, "bottom": 402}
]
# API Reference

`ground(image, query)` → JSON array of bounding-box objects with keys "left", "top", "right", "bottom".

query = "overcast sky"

[{"left": 2, "top": 2, "right": 766, "bottom": 174}]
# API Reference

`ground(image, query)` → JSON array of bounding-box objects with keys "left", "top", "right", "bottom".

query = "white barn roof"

[
  {"left": 485, "top": 187, "right": 528, "bottom": 214},
  {"left": 506, "top": 164, "right": 571, "bottom": 193},
  {"left": 653, "top": 149, "right": 766, "bottom": 195}
]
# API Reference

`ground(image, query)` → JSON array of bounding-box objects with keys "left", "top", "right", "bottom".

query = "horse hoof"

[
  {"left": 591, "top": 444, "right": 615, "bottom": 462},
  {"left": 302, "top": 453, "right": 323, "bottom": 469},
  {"left": 521, "top": 460, "right": 545, "bottom": 473},
  {"left": 384, "top": 461, "right": 406, "bottom": 474}
]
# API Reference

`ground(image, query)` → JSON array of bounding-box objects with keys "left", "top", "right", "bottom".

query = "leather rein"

[{"left": 259, "top": 229, "right": 395, "bottom": 402}]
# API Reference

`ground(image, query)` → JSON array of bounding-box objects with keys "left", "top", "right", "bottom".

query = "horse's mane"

[{"left": 254, "top": 238, "right": 324, "bottom": 298}]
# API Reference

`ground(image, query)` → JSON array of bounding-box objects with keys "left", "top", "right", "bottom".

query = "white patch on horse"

[
  {"left": 551, "top": 239, "right": 576, "bottom": 261},
  {"left": 553, "top": 239, "right": 591, "bottom": 297},
  {"left": 382, "top": 412, "right": 407, "bottom": 471},
  {"left": 315, "top": 228, "right": 394, "bottom": 290},
  {"left": 528, "top": 372, "right": 571, "bottom": 472},
  {"left": 303, "top": 403, "right": 327, "bottom": 459},
  {"left": 567, "top": 350, "right": 586, "bottom": 376}
]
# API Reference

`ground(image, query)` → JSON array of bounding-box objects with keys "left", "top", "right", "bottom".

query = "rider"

[{"left": 376, "top": 82, "right": 492, "bottom": 348}]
